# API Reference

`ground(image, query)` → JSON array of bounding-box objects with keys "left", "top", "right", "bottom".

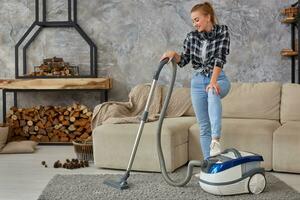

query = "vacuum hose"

[
  {"left": 156, "top": 58, "right": 208, "bottom": 186},
  {"left": 103, "top": 58, "right": 207, "bottom": 190}
]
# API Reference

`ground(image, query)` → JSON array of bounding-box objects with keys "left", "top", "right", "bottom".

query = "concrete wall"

[{"left": 0, "top": 0, "right": 294, "bottom": 121}]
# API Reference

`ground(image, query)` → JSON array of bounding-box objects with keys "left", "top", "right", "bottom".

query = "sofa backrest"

[
  {"left": 222, "top": 82, "right": 281, "bottom": 120},
  {"left": 161, "top": 86, "right": 194, "bottom": 116},
  {"left": 162, "top": 82, "right": 281, "bottom": 120},
  {"left": 280, "top": 83, "right": 300, "bottom": 123}
]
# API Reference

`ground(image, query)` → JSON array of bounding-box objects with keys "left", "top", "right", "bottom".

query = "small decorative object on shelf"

[{"left": 28, "top": 56, "right": 79, "bottom": 77}]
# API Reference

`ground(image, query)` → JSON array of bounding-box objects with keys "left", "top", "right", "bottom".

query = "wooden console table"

[{"left": 0, "top": 78, "right": 112, "bottom": 123}]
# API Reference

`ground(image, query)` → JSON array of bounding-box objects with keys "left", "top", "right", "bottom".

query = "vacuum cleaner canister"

[{"left": 199, "top": 148, "right": 266, "bottom": 196}]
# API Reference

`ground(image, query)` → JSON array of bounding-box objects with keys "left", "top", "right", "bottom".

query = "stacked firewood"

[
  {"left": 29, "top": 56, "right": 79, "bottom": 77},
  {"left": 281, "top": 7, "right": 299, "bottom": 23},
  {"left": 281, "top": 7, "right": 298, "bottom": 18},
  {"left": 7, "top": 103, "right": 92, "bottom": 143}
]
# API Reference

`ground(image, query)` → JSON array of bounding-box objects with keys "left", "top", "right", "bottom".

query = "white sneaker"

[{"left": 210, "top": 140, "right": 221, "bottom": 157}]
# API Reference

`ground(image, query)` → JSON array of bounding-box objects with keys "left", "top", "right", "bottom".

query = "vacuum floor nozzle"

[{"left": 103, "top": 178, "right": 129, "bottom": 190}]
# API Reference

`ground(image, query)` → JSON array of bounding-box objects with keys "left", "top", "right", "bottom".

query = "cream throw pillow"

[
  {"left": 0, "top": 141, "right": 38, "bottom": 154},
  {"left": 0, "top": 126, "right": 9, "bottom": 151}
]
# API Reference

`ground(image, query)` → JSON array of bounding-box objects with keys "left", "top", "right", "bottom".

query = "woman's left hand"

[{"left": 206, "top": 82, "right": 220, "bottom": 95}]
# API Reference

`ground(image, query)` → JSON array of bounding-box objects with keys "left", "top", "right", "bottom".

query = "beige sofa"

[{"left": 93, "top": 82, "right": 300, "bottom": 173}]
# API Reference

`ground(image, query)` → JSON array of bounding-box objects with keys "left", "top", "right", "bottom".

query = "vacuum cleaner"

[{"left": 103, "top": 58, "right": 266, "bottom": 195}]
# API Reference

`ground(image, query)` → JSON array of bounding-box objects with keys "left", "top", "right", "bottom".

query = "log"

[
  {"left": 27, "top": 120, "right": 33, "bottom": 126},
  {"left": 80, "top": 105, "right": 87, "bottom": 111},
  {"left": 28, "top": 126, "right": 35, "bottom": 132},
  {"left": 45, "top": 121, "right": 52, "bottom": 128},
  {"left": 60, "top": 136, "right": 69, "bottom": 142},
  {"left": 50, "top": 135, "right": 60, "bottom": 142},
  {"left": 12, "top": 115, "right": 18, "bottom": 121},
  {"left": 46, "top": 127, "right": 53, "bottom": 134},
  {"left": 71, "top": 111, "right": 80, "bottom": 118},
  {"left": 76, "top": 127, "right": 84, "bottom": 133},
  {"left": 80, "top": 114, "right": 89, "bottom": 119},
  {"left": 29, "top": 131, "right": 37, "bottom": 135},
  {"left": 48, "top": 132, "right": 54, "bottom": 138},
  {"left": 80, "top": 132, "right": 90, "bottom": 140},
  {"left": 40, "top": 136, "right": 50, "bottom": 142},
  {"left": 36, "top": 121, "right": 45, "bottom": 129},
  {"left": 36, "top": 135, "right": 43, "bottom": 139},
  {"left": 23, "top": 126, "right": 29, "bottom": 133},
  {"left": 70, "top": 116, "right": 76, "bottom": 122},
  {"left": 68, "top": 124, "right": 76, "bottom": 132},
  {"left": 62, "top": 120, "right": 70, "bottom": 126},
  {"left": 38, "top": 129, "right": 47, "bottom": 135},
  {"left": 59, "top": 115, "right": 65, "bottom": 122},
  {"left": 86, "top": 112, "right": 92, "bottom": 117},
  {"left": 73, "top": 131, "right": 82, "bottom": 136},
  {"left": 74, "top": 119, "right": 88, "bottom": 127},
  {"left": 12, "top": 120, "right": 20, "bottom": 128},
  {"left": 53, "top": 118, "right": 59, "bottom": 125},
  {"left": 30, "top": 135, "right": 39, "bottom": 142},
  {"left": 54, "top": 124, "right": 63, "bottom": 130},
  {"left": 20, "top": 120, "right": 26, "bottom": 127}
]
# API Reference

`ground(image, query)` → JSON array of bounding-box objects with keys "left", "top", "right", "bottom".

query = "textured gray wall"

[{"left": 0, "top": 0, "right": 294, "bottom": 121}]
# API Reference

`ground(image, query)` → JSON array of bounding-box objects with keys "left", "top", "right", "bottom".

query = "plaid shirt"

[{"left": 178, "top": 24, "right": 230, "bottom": 76}]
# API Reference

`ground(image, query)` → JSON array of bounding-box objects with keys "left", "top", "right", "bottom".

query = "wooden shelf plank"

[
  {"left": 0, "top": 77, "right": 112, "bottom": 90},
  {"left": 281, "top": 49, "right": 298, "bottom": 57}
]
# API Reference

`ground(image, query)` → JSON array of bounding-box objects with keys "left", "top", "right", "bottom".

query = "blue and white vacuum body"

[{"left": 199, "top": 149, "right": 266, "bottom": 195}]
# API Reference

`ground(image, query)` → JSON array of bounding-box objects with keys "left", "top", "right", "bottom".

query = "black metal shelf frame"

[
  {"left": 15, "top": 0, "right": 97, "bottom": 79},
  {"left": 290, "top": 1, "right": 300, "bottom": 83}
]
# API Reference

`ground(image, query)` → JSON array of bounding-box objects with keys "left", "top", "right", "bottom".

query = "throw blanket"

[{"left": 91, "top": 83, "right": 192, "bottom": 130}]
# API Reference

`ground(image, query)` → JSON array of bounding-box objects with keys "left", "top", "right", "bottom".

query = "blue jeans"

[{"left": 191, "top": 70, "right": 231, "bottom": 159}]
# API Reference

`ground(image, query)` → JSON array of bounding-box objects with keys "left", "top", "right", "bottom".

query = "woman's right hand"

[{"left": 160, "top": 51, "right": 180, "bottom": 63}]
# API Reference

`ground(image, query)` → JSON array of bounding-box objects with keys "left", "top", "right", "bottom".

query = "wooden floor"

[{"left": 0, "top": 145, "right": 300, "bottom": 200}]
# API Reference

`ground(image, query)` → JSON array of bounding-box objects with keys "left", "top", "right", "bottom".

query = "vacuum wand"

[{"left": 103, "top": 58, "right": 170, "bottom": 190}]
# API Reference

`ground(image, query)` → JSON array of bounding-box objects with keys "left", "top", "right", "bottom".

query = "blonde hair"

[{"left": 191, "top": 2, "right": 217, "bottom": 25}]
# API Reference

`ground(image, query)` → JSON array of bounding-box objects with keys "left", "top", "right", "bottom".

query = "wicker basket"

[{"left": 72, "top": 140, "right": 94, "bottom": 161}]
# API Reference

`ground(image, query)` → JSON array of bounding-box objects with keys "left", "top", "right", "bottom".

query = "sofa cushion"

[
  {"left": 93, "top": 117, "right": 196, "bottom": 172},
  {"left": 222, "top": 82, "right": 281, "bottom": 120},
  {"left": 188, "top": 118, "right": 280, "bottom": 170},
  {"left": 273, "top": 121, "right": 300, "bottom": 173},
  {"left": 280, "top": 83, "right": 300, "bottom": 123}
]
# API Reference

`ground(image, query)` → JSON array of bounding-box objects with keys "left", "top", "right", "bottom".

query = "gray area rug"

[{"left": 38, "top": 167, "right": 300, "bottom": 200}]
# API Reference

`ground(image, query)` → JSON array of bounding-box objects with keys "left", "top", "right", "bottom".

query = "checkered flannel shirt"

[{"left": 178, "top": 24, "right": 230, "bottom": 76}]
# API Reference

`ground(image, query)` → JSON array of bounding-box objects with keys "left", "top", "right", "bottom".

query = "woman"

[{"left": 160, "top": 2, "right": 231, "bottom": 160}]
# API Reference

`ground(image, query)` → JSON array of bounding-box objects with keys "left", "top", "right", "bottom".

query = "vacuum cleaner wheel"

[{"left": 248, "top": 173, "right": 266, "bottom": 194}]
